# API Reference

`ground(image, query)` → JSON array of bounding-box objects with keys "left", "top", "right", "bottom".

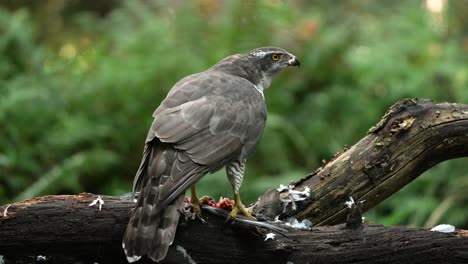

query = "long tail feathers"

[
  {"left": 123, "top": 143, "right": 204, "bottom": 263},
  {"left": 123, "top": 179, "right": 184, "bottom": 263},
  {"left": 149, "top": 194, "right": 184, "bottom": 261}
]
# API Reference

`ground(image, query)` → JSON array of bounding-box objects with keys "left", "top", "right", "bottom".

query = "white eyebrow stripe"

[{"left": 250, "top": 50, "right": 269, "bottom": 57}]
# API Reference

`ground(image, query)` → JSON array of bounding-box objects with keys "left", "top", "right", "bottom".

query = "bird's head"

[
  {"left": 247, "top": 46, "right": 300, "bottom": 76},
  {"left": 245, "top": 47, "right": 300, "bottom": 90},
  {"left": 211, "top": 46, "right": 300, "bottom": 91}
]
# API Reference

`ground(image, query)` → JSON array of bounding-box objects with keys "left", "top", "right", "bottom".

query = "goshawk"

[{"left": 122, "top": 47, "right": 300, "bottom": 262}]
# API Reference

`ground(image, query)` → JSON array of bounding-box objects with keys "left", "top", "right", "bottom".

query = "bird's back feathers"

[
  {"left": 122, "top": 69, "right": 268, "bottom": 260},
  {"left": 122, "top": 47, "right": 298, "bottom": 262}
]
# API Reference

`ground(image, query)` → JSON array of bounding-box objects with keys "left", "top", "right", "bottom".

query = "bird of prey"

[{"left": 122, "top": 46, "right": 300, "bottom": 262}]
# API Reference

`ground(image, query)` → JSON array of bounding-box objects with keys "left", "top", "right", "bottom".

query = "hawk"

[{"left": 122, "top": 47, "right": 300, "bottom": 262}]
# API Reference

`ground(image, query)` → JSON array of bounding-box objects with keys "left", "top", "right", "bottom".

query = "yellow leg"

[
  {"left": 191, "top": 185, "right": 203, "bottom": 218},
  {"left": 229, "top": 193, "right": 256, "bottom": 220}
]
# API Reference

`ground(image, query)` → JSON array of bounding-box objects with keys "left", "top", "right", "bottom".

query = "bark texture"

[
  {"left": 1, "top": 99, "right": 467, "bottom": 263},
  {"left": 1, "top": 194, "right": 467, "bottom": 264},
  {"left": 252, "top": 99, "right": 468, "bottom": 226}
]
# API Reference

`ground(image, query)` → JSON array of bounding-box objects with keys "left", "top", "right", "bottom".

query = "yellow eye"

[{"left": 271, "top": 54, "right": 281, "bottom": 61}]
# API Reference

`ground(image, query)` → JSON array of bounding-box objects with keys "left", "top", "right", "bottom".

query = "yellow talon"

[{"left": 229, "top": 193, "right": 256, "bottom": 220}]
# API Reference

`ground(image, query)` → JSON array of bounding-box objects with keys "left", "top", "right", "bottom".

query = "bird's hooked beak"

[{"left": 287, "top": 55, "right": 300, "bottom": 67}]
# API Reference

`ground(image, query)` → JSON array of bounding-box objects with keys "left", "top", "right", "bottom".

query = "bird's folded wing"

[{"left": 143, "top": 71, "right": 267, "bottom": 208}]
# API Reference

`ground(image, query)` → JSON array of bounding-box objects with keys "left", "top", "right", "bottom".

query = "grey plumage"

[{"left": 123, "top": 47, "right": 300, "bottom": 262}]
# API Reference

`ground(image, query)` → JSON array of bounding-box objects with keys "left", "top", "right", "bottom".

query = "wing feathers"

[{"left": 124, "top": 70, "right": 267, "bottom": 262}]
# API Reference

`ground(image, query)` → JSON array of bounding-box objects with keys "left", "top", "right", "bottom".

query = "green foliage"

[{"left": 0, "top": 1, "right": 466, "bottom": 227}]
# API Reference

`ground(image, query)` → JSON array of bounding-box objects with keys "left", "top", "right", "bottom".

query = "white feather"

[{"left": 431, "top": 224, "right": 455, "bottom": 233}]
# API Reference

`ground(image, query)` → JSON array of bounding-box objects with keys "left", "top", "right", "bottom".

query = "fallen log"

[
  {"left": 1, "top": 194, "right": 467, "bottom": 264},
  {"left": 1, "top": 99, "right": 467, "bottom": 263}
]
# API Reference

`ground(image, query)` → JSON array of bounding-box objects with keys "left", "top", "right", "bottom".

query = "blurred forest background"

[{"left": 0, "top": 0, "right": 467, "bottom": 228}]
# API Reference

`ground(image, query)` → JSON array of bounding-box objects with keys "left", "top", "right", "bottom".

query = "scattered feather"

[
  {"left": 36, "top": 256, "right": 47, "bottom": 261},
  {"left": 89, "top": 196, "right": 104, "bottom": 211},
  {"left": 264, "top": 232, "right": 276, "bottom": 241},
  {"left": 431, "top": 224, "right": 455, "bottom": 233},
  {"left": 284, "top": 217, "right": 312, "bottom": 230},
  {"left": 277, "top": 184, "right": 294, "bottom": 192},
  {"left": 279, "top": 186, "right": 311, "bottom": 212},
  {"left": 2, "top": 204, "right": 11, "bottom": 217},
  {"left": 345, "top": 197, "right": 355, "bottom": 208},
  {"left": 280, "top": 196, "right": 298, "bottom": 211},
  {"left": 345, "top": 196, "right": 365, "bottom": 209},
  {"left": 289, "top": 187, "right": 310, "bottom": 201},
  {"left": 274, "top": 215, "right": 282, "bottom": 223}
]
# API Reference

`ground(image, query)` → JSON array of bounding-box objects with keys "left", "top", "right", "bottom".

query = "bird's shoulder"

[
  {"left": 147, "top": 69, "right": 267, "bottom": 165},
  {"left": 158, "top": 69, "right": 264, "bottom": 111}
]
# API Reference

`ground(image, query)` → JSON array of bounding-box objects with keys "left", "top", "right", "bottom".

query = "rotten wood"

[
  {"left": 0, "top": 194, "right": 467, "bottom": 264},
  {"left": 1, "top": 99, "right": 468, "bottom": 263},
  {"left": 252, "top": 99, "right": 468, "bottom": 225}
]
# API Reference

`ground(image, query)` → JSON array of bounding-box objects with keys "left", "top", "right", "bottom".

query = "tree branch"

[
  {"left": 1, "top": 99, "right": 467, "bottom": 263},
  {"left": 1, "top": 194, "right": 467, "bottom": 264},
  {"left": 252, "top": 99, "right": 468, "bottom": 225}
]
